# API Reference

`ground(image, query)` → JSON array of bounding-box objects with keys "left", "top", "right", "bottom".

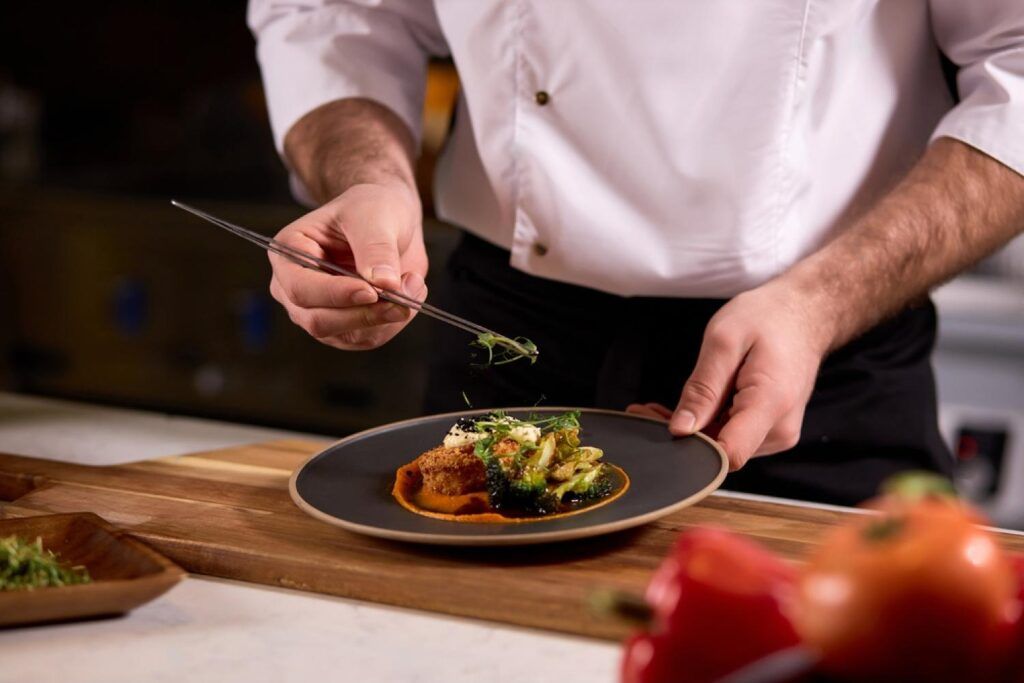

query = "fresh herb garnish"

[
  {"left": 0, "top": 535, "right": 91, "bottom": 591},
  {"left": 472, "top": 409, "right": 580, "bottom": 436},
  {"left": 525, "top": 410, "right": 581, "bottom": 433},
  {"left": 472, "top": 333, "right": 539, "bottom": 366}
]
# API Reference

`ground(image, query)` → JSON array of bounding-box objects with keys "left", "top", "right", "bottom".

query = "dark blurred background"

[{"left": 0, "top": 1, "right": 460, "bottom": 435}]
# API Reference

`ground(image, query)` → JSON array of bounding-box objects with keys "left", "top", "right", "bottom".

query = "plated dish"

[
  {"left": 393, "top": 411, "right": 629, "bottom": 522},
  {"left": 290, "top": 408, "right": 728, "bottom": 546}
]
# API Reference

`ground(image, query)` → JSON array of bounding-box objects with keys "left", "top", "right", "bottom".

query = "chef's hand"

[
  {"left": 268, "top": 181, "right": 428, "bottom": 350},
  {"left": 628, "top": 281, "right": 833, "bottom": 471}
]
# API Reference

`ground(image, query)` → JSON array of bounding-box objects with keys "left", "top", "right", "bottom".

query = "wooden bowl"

[{"left": 0, "top": 512, "right": 185, "bottom": 627}]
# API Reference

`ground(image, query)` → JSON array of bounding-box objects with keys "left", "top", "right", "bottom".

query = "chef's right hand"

[{"left": 268, "top": 181, "right": 428, "bottom": 350}]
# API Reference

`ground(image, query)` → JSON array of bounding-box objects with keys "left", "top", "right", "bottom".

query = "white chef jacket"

[{"left": 249, "top": 1, "right": 1024, "bottom": 298}]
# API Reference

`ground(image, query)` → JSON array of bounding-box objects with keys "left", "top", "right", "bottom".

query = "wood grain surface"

[{"left": 2, "top": 441, "right": 1022, "bottom": 641}]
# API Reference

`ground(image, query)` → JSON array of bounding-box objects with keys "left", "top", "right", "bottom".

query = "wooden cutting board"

[{"left": 2, "top": 441, "right": 1022, "bottom": 641}]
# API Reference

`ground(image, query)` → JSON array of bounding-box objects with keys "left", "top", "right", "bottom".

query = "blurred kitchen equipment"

[
  {"left": 933, "top": 276, "right": 1024, "bottom": 529},
  {"left": 983, "top": 234, "right": 1024, "bottom": 282}
]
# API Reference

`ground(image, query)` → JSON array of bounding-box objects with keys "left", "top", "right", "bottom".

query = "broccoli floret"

[
  {"left": 570, "top": 471, "right": 614, "bottom": 503},
  {"left": 507, "top": 467, "right": 560, "bottom": 514},
  {"left": 484, "top": 460, "right": 560, "bottom": 515},
  {"left": 481, "top": 451, "right": 510, "bottom": 503},
  {"left": 555, "top": 465, "right": 614, "bottom": 504},
  {"left": 512, "top": 466, "right": 546, "bottom": 494}
]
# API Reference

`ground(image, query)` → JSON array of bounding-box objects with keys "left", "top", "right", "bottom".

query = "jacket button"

[{"left": 534, "top": 90, "right": 550, "bottom": 106}]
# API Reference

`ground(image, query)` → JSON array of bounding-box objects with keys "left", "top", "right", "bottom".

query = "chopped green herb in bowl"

[{"left": 0, "top": 535, "right": 91, "bottom": 591}]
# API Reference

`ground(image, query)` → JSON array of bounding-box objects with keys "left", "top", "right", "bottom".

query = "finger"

[
  {"left": 321, "top": 280, "right": 425, "bottom": 351},
  {"left": 701, "top": 412, "right": 727, "bottom": 440},
  {"left": 671, "top": 325, "right": 746, "bottom": 436},
  {"left": 625, "top": 404, "right": 670, "bottom": 421},
  {"left": 270, "top": 225, "right": 378, "bottom": 307},
  {"left": 753, "top": 412, "right": 803, "bottom": 457},
  {"left": 715, "top": 386, "right": 781, "bottom": 470},
  {"left": 271, "top": 265, "right": 378, "bottom": 309},
  {"left": 400, "top": 271, "right": 427, "bottom": 306},
  {"left": 644, "top": 403, "right": 674, "bottom": 419},
  {"left": 343, "top": 213, "right": 404, "bottom": 292},
  {"left": 290, "top": 301, "right": 413, "bottom": 340},
  {"left": 401, "top": 229, "right": 430, "bottom": 283}
]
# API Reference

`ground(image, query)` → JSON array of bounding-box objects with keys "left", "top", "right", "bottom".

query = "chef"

[{"left": 247, "top": 1, "right": 1024, "bottom": 504}]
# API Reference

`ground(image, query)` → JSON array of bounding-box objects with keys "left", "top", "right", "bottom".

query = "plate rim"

[{"left": 288, "top": 407, "right": 728, "bottom": 546}]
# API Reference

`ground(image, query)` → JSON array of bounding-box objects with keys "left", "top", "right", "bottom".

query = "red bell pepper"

[{"left": 619, "top": 527, "right": 800, "bottom": 683}]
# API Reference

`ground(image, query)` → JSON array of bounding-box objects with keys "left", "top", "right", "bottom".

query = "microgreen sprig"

[{"left": 472, "top": 333, "right": 539, "bottom": 366}]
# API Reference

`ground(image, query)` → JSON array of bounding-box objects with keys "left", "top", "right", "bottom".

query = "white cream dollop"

[
  {"left": 443, "top": 424, "right": 486, "bottom": 448},
  {"left": 442, "top": 418, "right": 542, "bottom": 448},
  {"left": 508, "top": 423, "right": 541, "bottom": 444}
]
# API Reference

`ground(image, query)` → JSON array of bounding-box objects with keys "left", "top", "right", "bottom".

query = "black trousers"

[{"left": 424, "top": 233, "right": 953, "bottom": 506}]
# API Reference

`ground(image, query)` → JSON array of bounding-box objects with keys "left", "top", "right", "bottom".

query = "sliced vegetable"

[{"left": 527, "top": 434, "right": 557, "bottom": 469}]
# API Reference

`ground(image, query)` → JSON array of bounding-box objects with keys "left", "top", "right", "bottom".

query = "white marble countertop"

[
  {"left": 2, "top": 577, "right": 617, "bottom": 683},
  {"left": 0, "top": 392, "right": 619, "bottom": 683}
]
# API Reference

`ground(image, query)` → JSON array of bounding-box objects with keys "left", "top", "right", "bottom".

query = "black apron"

[{"left": 424, "top": 233, "right": 953, "bottom": 506}]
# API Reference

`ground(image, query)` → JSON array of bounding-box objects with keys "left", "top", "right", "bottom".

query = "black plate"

[{"left": 289, "top": 408, "right": 727, "bottom": 546}]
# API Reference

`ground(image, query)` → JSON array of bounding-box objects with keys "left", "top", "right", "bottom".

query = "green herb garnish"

[
  {"left": 471, "top": 409, "right": 580, "bottom": 438},
  {"left": 0, "top": 535, "right": 91, "bottom": 591},
  {"left": 471, "top": 333, "right": 539, "bottom": 366},
  {"left": 525, "top": 410, "right": 581, "bottom": 433}
]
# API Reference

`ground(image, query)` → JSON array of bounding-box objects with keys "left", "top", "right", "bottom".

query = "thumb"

[
  {"left": 671, "top": 331, "right": 745, "bottom": 436},
  {"left": 346, "top": 217, "right": 403, "bottom": 292}
]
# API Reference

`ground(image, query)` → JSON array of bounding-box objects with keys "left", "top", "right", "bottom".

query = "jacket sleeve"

[
  {"left": 929, "top": 0, "right": 1024, "bottom": 175},
  {"left": 248, "top": 0, "right": 448, "bottom": 155}
]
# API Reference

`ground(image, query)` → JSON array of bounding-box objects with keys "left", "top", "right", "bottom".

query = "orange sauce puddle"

[{"left": 392, "top": 461, "right": 630, "bottom": 523}]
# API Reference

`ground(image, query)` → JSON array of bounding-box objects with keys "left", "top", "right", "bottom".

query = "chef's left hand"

[{"left": 627, "top": 281, "right": 834, "bottom": 470}]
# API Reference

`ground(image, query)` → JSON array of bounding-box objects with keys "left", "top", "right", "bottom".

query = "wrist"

[
  {"left": 763, "top": 266, "right": 846, "bottom": 357},
  {"left": 307, "top": 160, "right": 417, "bottom": 208},
  {"left": 284, "top": 98, "right": 418, "bottom": 205}
]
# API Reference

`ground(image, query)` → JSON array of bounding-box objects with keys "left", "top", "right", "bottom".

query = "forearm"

[
  {"left": 782, "top": 137, "right": 1024, "bottom": 351},
  {"left": 283, "top": 98, "right": 419, "bottom": 205}
]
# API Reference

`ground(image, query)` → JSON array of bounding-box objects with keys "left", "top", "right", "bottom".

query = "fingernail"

[
  {"left": 351, "top": 289, "right": 377, "bottom": 305},
  {"left": 403, "top": 272, "right": 425, "bottom": 297},
  {"left": 382, "top": 304, "right": 408, "bottom": 323},
  {"left": 674, "top": 410, "right": 697, "bottom": 433},
  {"left": 371, "top": 266, "right": 398, "bottom": 285}
]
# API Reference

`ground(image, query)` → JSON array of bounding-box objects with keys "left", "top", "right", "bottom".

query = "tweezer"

[{"left": 171, "top": 200, "right": 538, "bottom": 361}]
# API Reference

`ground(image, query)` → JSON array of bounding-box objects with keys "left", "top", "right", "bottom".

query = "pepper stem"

[
  {"left": 588, "top": 588, "right": 654, "bottom": 627},
  {"left": 880, "top": 471, "right": 957, "bottom": 502}
]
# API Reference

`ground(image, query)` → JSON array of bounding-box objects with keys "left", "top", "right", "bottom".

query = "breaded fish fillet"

[{"left": 416, "top": 444, "right": 486, "bottom": 495}]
